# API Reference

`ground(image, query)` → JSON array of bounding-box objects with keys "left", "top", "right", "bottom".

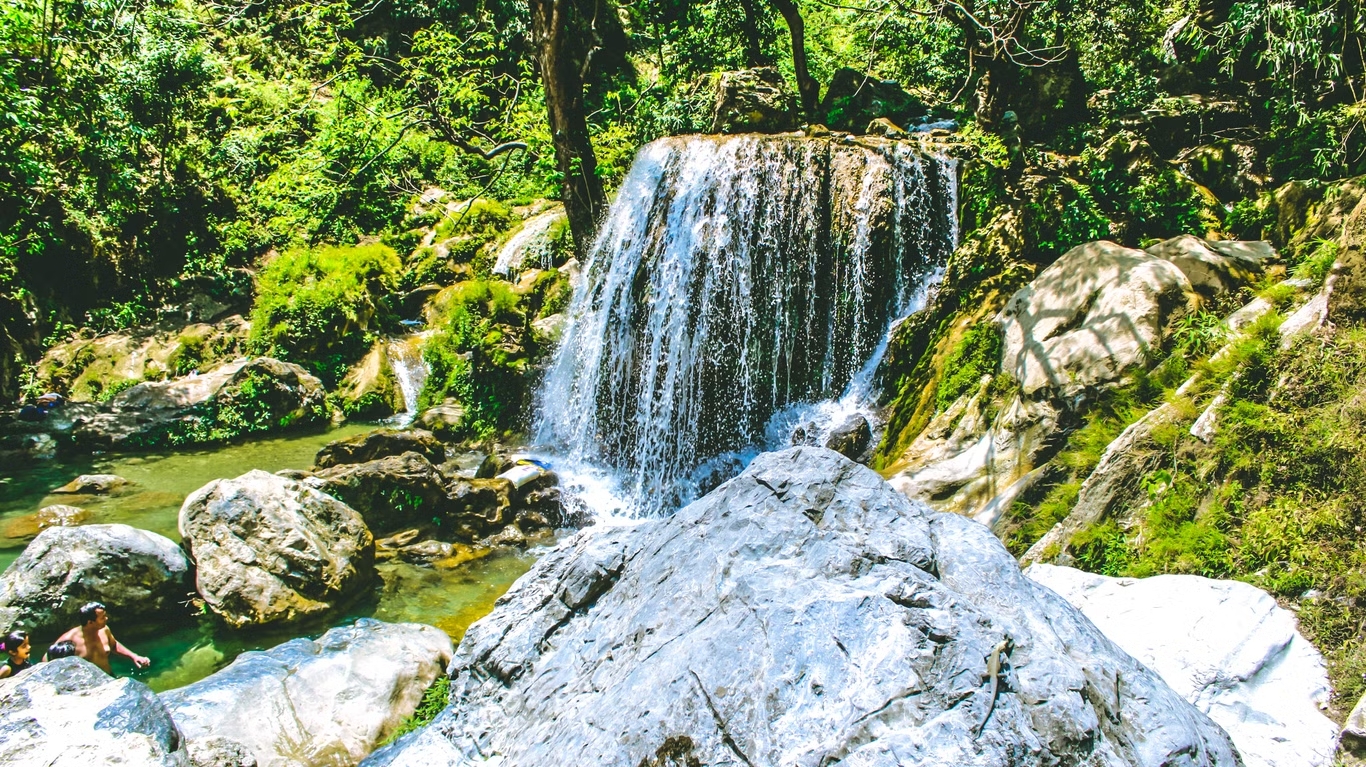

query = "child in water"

[{"left": 0, "top": 630, "right": 31, "bottom": 678}]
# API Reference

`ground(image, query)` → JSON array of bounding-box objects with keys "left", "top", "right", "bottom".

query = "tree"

[
  {"left": 528, "top": 0, "right": 609, "bottom": 256},
  {"left": 768, "top": 0, "right": 820, "bottom": 120}
]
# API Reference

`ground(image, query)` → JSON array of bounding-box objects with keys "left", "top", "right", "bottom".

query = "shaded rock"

[
  {"left": 316, "top": 428, "right": 445, "bottom": 469},
  {"left": 1027, "top": 564, "right": 1337, "bottom": 767},
  {"left": 71, "top": 357, "right": 327, "bottom": 450},
  {"left": 0, "top": 523, "right": 190, "bottom": 637},
  {"left": 445, "top": 477, "right": 516, "bottom": 540},
  {"left": 1127, "top": 95, "right": 1253, "bottom": 157},
  {"left": 51, "top": 473, "right": 131, "bottom": 495},
  {"left": 0, "top": 656, "right": 190, "bottom": 766},
  {"left": 179, "top": 471, "right": 375, "bottom": 629},
  {"left": 2, "top": 504, "right": 89, "bottom": 539},
  {"left": 416, "top": 401, "right": 466, "bottom": 442},
  {"left": 364, "top": 447, "right": 1238, "bottom": 767},
  {"left": 823, "top": 414, "right": 871, "bottom": 460},
  {"left": 709, "top": 67, "right": 798, "bottom": 134},
  {"left": 1177, "top": 141, "right": 1265, "bottom": 202},
  {"left": 819, "top": 67, "right": 928, "bottom": 134},
  {"left": 186, "top": 737, "right": 257, "bottom": 767},
  {"left": 0, "top": 431, "right": 57, "bottom": 466},
  {"left": 161, "top": 619, "right": 452, "bottom": 767},
  {"left": 1341, "top": 692, "right": 1366, "bottom": 761},
  {"left": 334, "top": 342, "right": 405, "bottom": 421},
  {"left": 1145, "top": 234, "right": 1273, "bottom": 300},
  {"left": 1000, "top": 240, "right": 1197, "bottom": 396},
  {"left": 307, "top": 452, "right": 450, "bottom": 536}
]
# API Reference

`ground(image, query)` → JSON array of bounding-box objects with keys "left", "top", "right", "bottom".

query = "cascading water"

[
  {"left": 385, "top": 331, "right": 432, "bottom": 425},
  {"left": 535, "top": 135, "right": 957, "bottom": 516}
]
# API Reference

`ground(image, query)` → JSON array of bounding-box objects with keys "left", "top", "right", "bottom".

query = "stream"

[{"left": 0, "top": 425, "right": 540, "bottom": 692}]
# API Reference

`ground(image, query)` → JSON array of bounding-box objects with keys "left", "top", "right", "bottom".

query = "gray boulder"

[
  {"left": 1144, "top": 235, "right": 1273, "bottom": 300},
  {"left": 179, "top": 470, "right": 375, "bottom": 629},
  {"left": 72, "top": 357, "right": 327, "bottom": 450},
  {"left": 819, "top": 67, "right": 928, "bottom": 133},
  {"left": 363, "top": 447, "right": 1239, "bottom": 767},
  {"left": 0, "top": 656, "right": 190, "bottom": 766},
  {"left": 161, "top": 619, "right": 452, "bottom": 767},
  {"left": 314, "top": 428, "right": 446, "bottom": 469},
  {"left": 710, "top": 67, "right": 798, "bottom": 134},
  {"left": 0, "top": 523, "right": 190, "bottom": 636},
  {"left": 1000, "top": 240, "right": 1197, "bottom": 396}
]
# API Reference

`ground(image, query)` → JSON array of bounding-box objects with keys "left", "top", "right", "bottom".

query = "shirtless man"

[{"left": 52, "top": 602, "right": 149, "bottom": 673}]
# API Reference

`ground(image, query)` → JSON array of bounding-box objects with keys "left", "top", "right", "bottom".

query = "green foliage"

[
  {"left": 1291, "top": 239, "right": 1339, "bottom": 285},
  {"left": 934, "top": 322, "right": 1002, "bottom": 411},
  {"left": 248, "top": 243, "right": 401, "bottom": 385},
  {"left": 1224, "top": 197, "right": 1275, "bottom": 240},
  {"left": 382, "top": 675, "right": 451, "bottom": 747},
  {"left": 133, "top": 369, "right": 327, "bottom": 448},
  {"left": 421, "top": 280, "right": 535, "bottom": 441}
]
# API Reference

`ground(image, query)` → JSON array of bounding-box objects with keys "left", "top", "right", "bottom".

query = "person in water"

[
  {"left": 46, "top": 640, "right": 77, "bottom": 660},
  {"left": 53, "top": 602, "right": 149, "bottom": 674},
  {"left": 0, "top": 630, "right": 32, "bottom": 678}
]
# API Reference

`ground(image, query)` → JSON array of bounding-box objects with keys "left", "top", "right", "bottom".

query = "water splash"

[
  {"left": 535, "top": 135, "right": 957, "bottom": 517},
  {"left": 493, "top": 209, "right": 564, "bottom": 277}
]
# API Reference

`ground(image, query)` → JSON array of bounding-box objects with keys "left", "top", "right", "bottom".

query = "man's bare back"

[{"left": 53, "top": 604, "right": 149, "bottom": 674}]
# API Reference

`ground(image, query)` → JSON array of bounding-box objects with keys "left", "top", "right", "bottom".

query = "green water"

[{"left": 0, "top": 426, "right": 541, "bottom": 692}]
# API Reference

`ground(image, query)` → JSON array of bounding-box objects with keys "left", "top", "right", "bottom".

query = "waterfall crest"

[{"left": 535, "top": 135, "right": 957, "bottom": 515}]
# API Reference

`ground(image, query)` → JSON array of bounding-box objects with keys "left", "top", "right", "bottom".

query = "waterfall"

[
  {"left": 386, "top": 332, "right": 432, "bottom": 424},
  {"left": 534, "top": 135, "right": 957, "bottom": 516},
  {"left": 493, "top": 209, "right": 564, "bottom": 277}
]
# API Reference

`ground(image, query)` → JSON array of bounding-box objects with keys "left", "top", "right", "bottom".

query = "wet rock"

[
  {"left": 334, "top": 343, "right": 405, "bottom": 421},
  {"left": 179, "top": 470, "right": 375, "bottom": 629},
  {"left": 1000, "top": 240, "right": 1197, "bottom": 396},
  {"left": 1145, "top": 234, "right": 1274, "bottom": 300},
  {"left": 709, "top": 67, "right": 798, "bottom": 134},
  {"left": 865, "top": 116, "right": 908, "bottom": 138},
  {"left": 0, "top": 656, "right": 191, "bottom": 766},
  {"left": 307, "top": 452, "right": 450, "bottom": 536},
  {"left": 823, "top": 414, "right": 871, "bottom": 460},
  {"left": 0, "top": 431, "right": 57, "bottom": 466},
  {"left": 1027, "top": 564, "right": 1338, "bottom": 767},
  {"left": 364, "top": 447, "right": 1238, "bottom": 767},
  {"left": 161, "top": 619, "right": 452, "bottom": 767},
  {"left": 445, "top": 477, "right": 516, "bottom": 539},
  {"left": 2, "top": 504, "right": 89, "bottom": 539},
  {"left": 71, "top": 357, "right": 327, "bottom": 450},
  {"left": 416, "top": 401, "right": 466, "bottom": 442},
  {"left": 51, "top": 473, "right": 131, "bottom": 495},
  {"left": 315, "top": 429, "right": 446, "bottom": 470},
  {"left": 186, "top": 737, "right": 257, "bottom": 767},
  {"left": 0, "top": 523, "right": 191, "bottom": 637},
  {"left": 819, "top": 68, "right": 928, "bottom": 134}
]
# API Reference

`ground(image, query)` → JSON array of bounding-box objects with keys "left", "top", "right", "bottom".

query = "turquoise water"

[{"left": 0, "top": 426, "right": 540, "bottom": 692}]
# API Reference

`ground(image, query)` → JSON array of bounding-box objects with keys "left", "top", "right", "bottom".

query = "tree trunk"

[
  {"left": 768, "top": 0, "right": 819, "bottom": 121},
  {"left": 529, "top": 0, "right": 607, "bottom": 257}
]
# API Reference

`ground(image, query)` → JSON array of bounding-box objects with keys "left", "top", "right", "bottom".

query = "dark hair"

[
  {"left": 46, "top": 640, "right": 76, "bottom": 660},
  {"left": 78, "top": 602, "right": 106, "bottom": 624},
  {"left": 1, "top": 630, "right": 27, "bottom": 654}
]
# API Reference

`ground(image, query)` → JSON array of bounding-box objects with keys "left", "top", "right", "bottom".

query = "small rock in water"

[
  {"left": 314, "top": 428, "right": 445, "bottom": 469},
  {"left": 2, "top": 504, "right": 89, "bottom": 539},
  {"left": 376, "top": 529, "right": 422, "bottom": 550},
  {"left": 51, "top": 473, "right": 131, "bottom": 495}
]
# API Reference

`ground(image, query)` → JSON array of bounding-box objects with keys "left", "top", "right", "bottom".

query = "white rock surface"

[
  {"left": 0, "top": 657, "right": 190, "bottom": 766},
  {"left": 1025, "top": 563, "right": 1338, "bottom": 767},
  {"left": 161, "top": 619, "right": 452, "bottom": 767},
  {"left": 999, "top": 240, "right": 1197, "bottom": 396}
]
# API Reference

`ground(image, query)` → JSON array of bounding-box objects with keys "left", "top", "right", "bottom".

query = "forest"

[{"left": 0, "top": 0, "right": 1361, "bottom": 402}]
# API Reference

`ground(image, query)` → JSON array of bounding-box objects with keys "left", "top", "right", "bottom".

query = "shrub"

[{"left": 248, "top": 243, "right": 401, "bottom": 386}]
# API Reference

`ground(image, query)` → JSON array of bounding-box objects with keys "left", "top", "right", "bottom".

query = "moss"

[
  {"left": 934, "top": 322, "right": 1002, "bottom": 412},
  {"left": 433, "top": 198, "right": 514, "bottom": 241},
  {"left": 248, "top": 242, "right": 402, "bottom": 386}
]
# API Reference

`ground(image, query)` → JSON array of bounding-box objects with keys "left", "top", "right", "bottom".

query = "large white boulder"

[
  {"left": 999, "top": 240, "right": 1197, "bottom": 396},
  {"left": 160, "top": 619, "right": 452, "bottom": 767},
  {"left": 0, "top": 657, "right": 191, "bottom": 766},
  {"left": 0, "top": 523, "right": 191, "bottom": 636},
  {"left": 179, "top": 470, "right": 375, "bottom": 628},
  {"left": 1026, "top": 563, "right": 1337, "bottom": 767},
  {"left": 365, "top": 447, "right": 1238, "bottom": 767}
]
